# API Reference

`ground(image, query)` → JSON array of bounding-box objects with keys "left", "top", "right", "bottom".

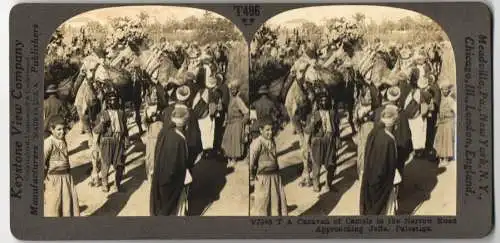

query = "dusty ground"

[
  {"left": 250, "top": 120, "right": 456, "bottom": 216},
  {"left": 66, "top": 121, "right": 249, "bottom": 216}
]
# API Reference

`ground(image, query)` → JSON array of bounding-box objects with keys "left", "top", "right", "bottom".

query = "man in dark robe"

[
  {"left": 425, "top": 76, "right": 441, "bottom": 160},
  {"left": 360, "top": 105, "right": 400, "bottom": 215},
  {"left": 212, "top": 74, "right": 230, "bottom": 158},
  {"left": 151, "top": 105, "right": 191, "bottom": 216},
  {"left": 374, "top": 87, "right": 414, "bottom": 175},
  {"left": 304, "top": 93, "right": 340, "bottom": 192},
  {"left": 250, "top": 85, "right": 282, "bottom": 136},
  {"left": 184, "top": 71, "right": 201, "bottom": 107},
  {"left": 367, "top": 82, "right": 382, "bottom": 109},
  {"left": 44, "top": 84, "right": 69, "bottom": 137}
]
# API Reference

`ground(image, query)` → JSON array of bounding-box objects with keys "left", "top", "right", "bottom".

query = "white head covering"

[
  {"left": 387, "top": 86, "right": 401, "bottom": 102},
  {"left": 439, "top": 79, "right": 453, "bottom": 90},
  {"left": 176, "top": 85, "right": 191, "bottom": 102},
  {"left": 381, "top": 104, "right": 399, "bottom": 127},
  {"left": 228, "top": 79, "right": 241, "bottom": 89},
  {"left": 171, "top": 104, "right": 190, "bottom": 127}
]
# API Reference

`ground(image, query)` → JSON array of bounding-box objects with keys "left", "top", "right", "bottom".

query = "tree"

[
  {"left": 353, "top": 12, "right": 366, "bottom": 26},
  {"left": 397, "top": 16, "right": 415, "bottom": 31},
  {"left": 137, "top": 11, "right": 150, "bottom": 26},
  {"left": 108, "top": 16, "right": 131, "bottom": 29},
  {"left": 182, "top": 16, "right": 199, "bottom": 29}
]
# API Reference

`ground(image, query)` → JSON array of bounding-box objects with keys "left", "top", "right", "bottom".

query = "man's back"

[
  {"left": 252, "top": 95, "right": 277, "bottom": 119},
  {"left": 44, "top": 95, "right": 64, "bottom": 120}
]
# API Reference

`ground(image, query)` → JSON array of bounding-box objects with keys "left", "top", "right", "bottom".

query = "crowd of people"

[
  {"left": 43, "top": 19, "right": 248, "bottom": 217},
  {"left": 248, "top": 22, "right": 455, "bottom": 216},
  {"left": 42, "top": 17, "right": 455, "bottom": 218}
]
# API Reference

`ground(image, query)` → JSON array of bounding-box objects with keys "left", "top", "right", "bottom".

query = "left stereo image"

[{"left": 42, "top": 5, "right": 250, "bottom": 217}]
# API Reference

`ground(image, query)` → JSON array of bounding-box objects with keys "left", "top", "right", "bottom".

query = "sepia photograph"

[
  {"left": 43, "top": 6, "right": 250, "bottom": 217},
  {"left": 249, "top": 5, "right": 456, "bottom": 216}
]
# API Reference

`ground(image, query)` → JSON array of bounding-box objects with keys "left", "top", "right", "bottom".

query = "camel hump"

[{"left": 95, "top": 64, "right": 131, "bottom": 87}]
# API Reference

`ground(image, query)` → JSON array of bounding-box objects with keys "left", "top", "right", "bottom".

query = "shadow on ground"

[
  {"left": 300, "top": 165, "right": 358, "bottom": 216},
  {"left": 188, "top": 158, "right": 234, "bottom": 216},
  {"left": 397, "top": 158, "right": 446, "bottom": 215},
  {"left": 71, "top": 141, "right": 146, "bottom": 186},
  {"left": 90, "top": 163, "right": 146, "bottom": 216},
  {"left": 68, "top": 140, "right": 89, "bottom": 156}
]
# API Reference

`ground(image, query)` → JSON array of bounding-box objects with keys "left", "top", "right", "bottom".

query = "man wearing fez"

[
  {"left": 163, "top": 85, "right": 202, "bottom": 166},
  {"left": 304, "top": 92, "right": 340, "bottom": 193},
  {"left": 151, "top": 105, "right": 191, "bottom": 216},
  {"left": 360, "top": 105, "right": 401, "bottom": 215}
]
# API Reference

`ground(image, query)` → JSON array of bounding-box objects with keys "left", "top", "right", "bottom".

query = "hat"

[
  {"left": 387, "top": 86, "right": 401, "bottom": 102},
  {"left": 228, "top": 79, "right": 241, "bottom": 89},
  {"left": 258, "top": 85, "right": 269, "bottom": 94},
  {"left": 46, "top": 84, "right": 58, "bottom": 94},
  {"left": 215, "top": 73, "right": 224, "bottom": 83},
  {"left": 417, "top": 76, "right": 429, "bottom": 89},
  {"left": 381, "top": 104, "right": 399, "bottom": 127},
  {"left": 176, "top": 85, "right": 191, "bottom": 102},
  {"left": 184, "top": 72, "right": 195, "bottom": 82},
  {"left": 171, "top": 104, "right": 190, "bottom": 127},
  {"left": 205, "top": 76, "right": 218, "bottom": 89}
]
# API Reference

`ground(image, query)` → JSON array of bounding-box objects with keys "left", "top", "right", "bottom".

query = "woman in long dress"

[
  {"left": 434, "top": 82, "right": 456, "bottom": 165},
  {"left": 222, "top": 79, "right": 249, "bottom": 167}
]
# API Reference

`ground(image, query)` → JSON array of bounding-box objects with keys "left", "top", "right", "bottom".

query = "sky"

[
  {"left": 265, "top": 5, "right": 430, "bottom": 28},
  {"left": 64, "top": 5, "right": 224, "bottom": 27}
]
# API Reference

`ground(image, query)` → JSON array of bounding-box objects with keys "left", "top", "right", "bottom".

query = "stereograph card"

[{"left": 9, "top": 1, "right": 493, "bottom": 240}]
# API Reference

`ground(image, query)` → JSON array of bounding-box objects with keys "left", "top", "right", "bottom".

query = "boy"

[
  {"left": 44, "top": 115, "right": 80, "bottom": 217},
  {"left": 249, "top": 116, "right": 287, "bottom": 216}
]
